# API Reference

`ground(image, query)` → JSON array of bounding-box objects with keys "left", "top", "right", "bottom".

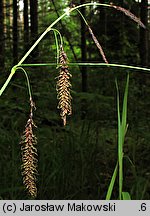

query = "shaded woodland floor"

[{"left": 0, "top": 67, "right": 150, "bottom": 199}]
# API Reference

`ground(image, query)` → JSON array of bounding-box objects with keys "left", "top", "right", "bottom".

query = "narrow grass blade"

[
  {"left": 115, "top": 74, "right": 129, "bottom": 200},
  {"left": 53, "top": 30, "right": 59, "bottom": 66},
  {"left": 120, "top": 74, "right": 129, "bottom": 199},
  {"left": 122, "top": 192, "right": 131, "bottom": 200},
  {"left": 106, "top": 162, "right": 118, "bottom": 200},
  {"left": 122, "top": 73, "right": 129, "bottom": 139},
  {"left": 115, "top": 79, "right": 121, "bottom": 148},
  {"left": 115, "top": 79, "right": 123, "bottom": 200}
]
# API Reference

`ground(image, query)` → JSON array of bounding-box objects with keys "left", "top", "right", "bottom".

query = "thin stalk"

[
  {"left": 1, "top": 62, "right": 147, "bottom": 97},
  {"left": 116, "top": 79, "right": 122, "bottom": 200},
  {"left": 16, "top": 67, "right": 32, "bottom": 99},
  {"left": 51, "top": 28, "right": 63, "bottom": 66},
  {"left": 18, "top": 3, "right": 111, "bottom": 66},
  {"left": 0, "top": 67, "right": 16, "bottom": 96},
  {"left": 106, "top": 162, "right": 118, "bottom": 200},
  {"left": 0, "top": 66, "right": 32, "bottom": 98},
  {"left": 19, "top": 63, "right": 150, "bottom": 73},
  {"left": 116, "top": 73, "right": 129, "bottom": 200},
  {"left": 76, "top": 9, "right": 88, "bottom": 26},
  {"left": 51, "top": 28, "right": 63, "bottom": 45},
  {"left": 53, "top": 30, "right": 59, "bottom": 66},
  {"left": 18, "top": 15, "right": 64, "bottom": 65}
]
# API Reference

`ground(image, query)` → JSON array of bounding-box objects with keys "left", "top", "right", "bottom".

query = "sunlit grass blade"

[
  {"left": 122, "top": 192, "right": 131, "bottom": 200},
  {"left": 122, "top": 73, "right": 129, "bottom": 139},
  {"left": 115, "top": 78, "right": 122, "bottom": 159},
  {"left": 106, "top": 162, "right": 118, "bottom": 200},
  {"left": 115, "top": 78, "right": 123, "bottom": 200},
  {"left": 115, "top": 74, "right": 129, "bottom": 200},
  {"left": 120, "top": 73, "right": 129, "bottom": 200}
]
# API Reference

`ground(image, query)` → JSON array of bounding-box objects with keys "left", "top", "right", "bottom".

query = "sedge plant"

[
  {"left": 0, "top": 2, "right": 149, "bottom": 198},
  {"left": 106, "top": 73, "right": 131, "bottom": 200}
]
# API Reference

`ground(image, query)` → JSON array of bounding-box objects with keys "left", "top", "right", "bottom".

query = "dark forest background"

[{"left": 0, "top": 0, "right": 150, "bottom": 199}]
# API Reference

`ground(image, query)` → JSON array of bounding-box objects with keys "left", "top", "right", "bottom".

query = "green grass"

[{"left": 106, "top": 73, "right": 130, "bottom": 200}]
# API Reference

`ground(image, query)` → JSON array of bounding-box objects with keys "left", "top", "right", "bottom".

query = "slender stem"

[
  {"left": 0, "top": 66, "right": 32, "bottom": 98},
  {"left": 19, "top": 63, "right": 150, "bottom": 73},
  {"left": 51, "top": 28, "right": 63, "bottom": 45},
  {"left": 18, "top": 30, "right": 49, "bottom": 65},
  {"left": 76, "top": 9, "right": 88, "bottom": 26},
  {"left": 16, "top": 67, "right": 32, "bottom": 99},
  {"left": 3, "top": 62, "right": 149, "bottom": 97},
  {"left": 71, "top": 3, "right": 111, "bottom": 11},
  {"left": 17, "top": 3, "right": 111, "bottom": 66},
  {"left": 17, "top": 14, "right": 66, "bottom": 65},
  {"left": 53, "top": 30, "right": 59, "bottom": 66},
  {"left": 0, "top": 67, "right": 16, "bottom": 96},
  {"left": 51, "top": 28, "right": 63, "bottom": 66}
]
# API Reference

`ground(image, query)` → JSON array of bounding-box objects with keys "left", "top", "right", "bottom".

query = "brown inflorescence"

[
  {"left": 111, "top": 5, "right": 146, "bottom": 29},
  {"left": 20, "top": 98, "right": 38, "bottom": 198},
  {"left": 88, "top": 25, "right": 108, "bottom": 64},
  {"left": 56, "top": 45, "right": 72, "bottom": 126}
]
